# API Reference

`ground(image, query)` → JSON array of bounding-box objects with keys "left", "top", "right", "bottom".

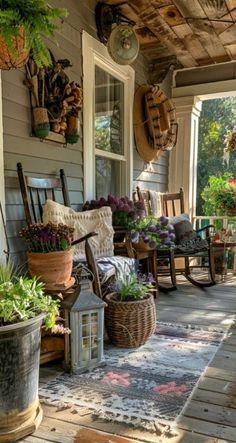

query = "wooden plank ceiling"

[{"left": 100, "top": 0, "right": 236, "bottom": 81}]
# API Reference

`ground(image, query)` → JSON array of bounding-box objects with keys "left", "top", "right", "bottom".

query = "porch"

[{"left": 19, "top": 274, "right": 236, "bottom": 443}]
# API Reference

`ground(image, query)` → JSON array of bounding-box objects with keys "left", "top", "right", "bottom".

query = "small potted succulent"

[
  {"left": 19, "top": 222, "right": 75, "bottom": 290},
  {"left": 0, "top": 0, "right": 68, "bottom": 70},
  {"left": 201, "top": 173, "right": 236, "bottom": 216},
  {"left": 0, "top": 260, "right": 59, "bottom": 442},
  {"left": 105, "top": 273, "right": 156, "bottom": 348},
  {"left": 128, "top": 216, "right": 176, "bottom": 251}
]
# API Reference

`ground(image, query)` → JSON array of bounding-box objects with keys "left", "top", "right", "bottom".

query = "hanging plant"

[{"left": 0, "top": 0, "right": 68, "bottom": 70}]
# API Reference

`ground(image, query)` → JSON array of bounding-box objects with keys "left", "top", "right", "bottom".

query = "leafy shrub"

[
  {"left": 0, "top": 261, "right": 59, "bottom": 328},
  {"left": 201, "top": 173, "right": 236, "bottom": 215}
]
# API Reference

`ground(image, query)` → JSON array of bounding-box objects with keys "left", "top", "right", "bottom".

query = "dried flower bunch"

[
  {"left": 19, "top": 222, "right": 74, "bottom": 253},
  {"left": 128, "top": 216, "right": 176, "bottom": 249},
  {"left": 224, "top": 126, "right": 236, "bottom": 153},
  {"left": 83, "top": 195, "right": 145, "bottom": 226}
]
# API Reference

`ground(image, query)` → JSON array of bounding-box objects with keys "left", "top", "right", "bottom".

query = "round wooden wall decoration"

[{"left": 133, "top": 84, "right": 178, "bottom": 163}]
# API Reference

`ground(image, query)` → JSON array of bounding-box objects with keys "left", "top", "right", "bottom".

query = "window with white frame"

[{"left": 82, "top": 31, "right": 134, "bottom": 201}]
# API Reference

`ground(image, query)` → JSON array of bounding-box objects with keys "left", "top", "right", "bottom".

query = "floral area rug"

[{"left": 39, "top": 323, "right": 224, "bottom": 433}]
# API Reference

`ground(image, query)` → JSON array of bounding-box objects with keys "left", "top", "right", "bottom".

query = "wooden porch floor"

[{"left": 20, "top": 274, "right": 236, "bottom": 443}]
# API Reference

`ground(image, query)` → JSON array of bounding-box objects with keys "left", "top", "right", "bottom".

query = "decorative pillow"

[
  {"left": 170, "top": 213, "right": 197, "bottom": 245},
  {"left": 43, "top": 200, "right": 114, "bottom": 261},
  {"left": 169, "top": 213, "right": 190, "bottom": 224}
]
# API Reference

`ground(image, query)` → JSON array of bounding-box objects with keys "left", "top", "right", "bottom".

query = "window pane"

[
  {"left": 96, "top": 156, "right": 121, "bottom": 198},
  {"left": 95, "top": 66, "right": 124, "bottom": 155}
]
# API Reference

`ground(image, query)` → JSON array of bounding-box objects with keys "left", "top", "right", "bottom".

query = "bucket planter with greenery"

[
  {"left": 0, "top": 0, "right": 68, "bottom": 70},
  {"left": 105, "top": 273, "right": 156, "bottom": 348},
  {"left": 0, "top": 261, "right": 59, "bottom": 442},
  {"left": 19, "top": 222, "right": 75, "bottom": 291}
]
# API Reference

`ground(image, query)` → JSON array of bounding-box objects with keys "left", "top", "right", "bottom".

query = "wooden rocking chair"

[
  {"left": 17, "top": 162, "right": 103, "bottom": 299},
  {"left": 135, "top": 186, "right": 216, "bottom": 289}
]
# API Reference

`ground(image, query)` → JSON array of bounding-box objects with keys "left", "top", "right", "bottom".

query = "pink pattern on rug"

[
  {"left": 153, "top": 381, "right": 188, "bottom": 396},
  {"left": 103, "top": 371, "right": 131, "bottom": 387}
]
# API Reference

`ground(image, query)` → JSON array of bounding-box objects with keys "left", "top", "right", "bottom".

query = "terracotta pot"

[
  {"left": 132, "top": 239, "right": 155, "bottom": 252},
  {"left": 0, "top": 27, "right": 29, "bottom": 70},
  {"left": 27, "top": 250, "right": 73, "bottom": 288}
]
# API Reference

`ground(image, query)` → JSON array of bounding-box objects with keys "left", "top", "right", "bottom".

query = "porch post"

[
  {"left": 168, "top": 96, "right": 202, "bottom": 219},
  {"left": 0, "top": 71, "right": 6, "bottom": 260}
]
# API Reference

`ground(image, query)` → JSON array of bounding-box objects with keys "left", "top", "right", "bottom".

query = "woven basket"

[
  {"left": 221, "top": 205, "right": 236, "bottom": 217},
  {"left": 105, "top": 292, "right": 156, "bottom": 348},
  {"left": 0, "top": 27, "right": 29, "bottom": 70}
]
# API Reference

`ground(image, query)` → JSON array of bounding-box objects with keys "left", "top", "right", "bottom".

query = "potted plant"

[
  {"left": 0, "top": 0, "right": 68, "bottom": 70},
  {"left": 201, "top": 173, "right": 236, "bottom": 216},
  {"left": 128, "top": 215, "right": 176, "bottom": 251},
  {"left": 105, "top": 273, "right": 156, "bottom": 348},
  {"left": 19, "top": 222, "right": 75, "bottom": 290},
  {"left": 83, "top": 195, "right": 145, "bottom": 241},
  {"left": 0, "top": 260, "right": 59, "bottom": 442}
]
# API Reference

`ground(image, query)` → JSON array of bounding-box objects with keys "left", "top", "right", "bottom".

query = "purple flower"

[{"left": 159, "top": 216, "right": 169, "bottom": 225}]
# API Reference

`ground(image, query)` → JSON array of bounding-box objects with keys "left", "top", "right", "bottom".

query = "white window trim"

[
  {"left": 0, "top": 71, "right": 6, "bottom": 260},
  {"left": 82, "top": 31, "right": 134, "bottom": 201}
]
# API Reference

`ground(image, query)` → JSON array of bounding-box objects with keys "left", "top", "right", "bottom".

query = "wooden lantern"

[{"left": 63, "top": 278, "right": 106, "bottom": 373}]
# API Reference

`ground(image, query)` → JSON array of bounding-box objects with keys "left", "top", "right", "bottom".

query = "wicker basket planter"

[
  {"left": 33, "top": 107, "right": 50, "bottom": 138},
  {"left": 105, "top": 292, "right": 156, "bottom": 348},
  {"left": 221, "top": 205, "right": 236, "bottom": 217},
  {"left": 0, "top": 27, "right": 29, "bottom": 70}
]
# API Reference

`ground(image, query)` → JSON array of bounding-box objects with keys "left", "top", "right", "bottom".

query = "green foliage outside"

[{"left": 197, "top": 96, "right": 236, "bottom": 215}]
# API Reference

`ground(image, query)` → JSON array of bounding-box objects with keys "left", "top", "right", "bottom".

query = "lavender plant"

[
  {"left": 83, "top": 195, "right": 145, "bottom": 226},
  {"left": 128, "top": 216, "right": 176, "bottom": 249},
  {"left": 19, "top": 222, "right": 74, "bottom": 253}
]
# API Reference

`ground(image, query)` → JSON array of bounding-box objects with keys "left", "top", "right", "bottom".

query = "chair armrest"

[
  {"left": 196, "top": 224, "right": 214, "bottom": 243},
  {"left": 71, "top": 232, "right": 98, "bottom": 246}
]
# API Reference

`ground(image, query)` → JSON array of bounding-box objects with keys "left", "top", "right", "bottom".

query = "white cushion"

[{"left": 43, "top": 200, "right": 114, "bottom": 261}]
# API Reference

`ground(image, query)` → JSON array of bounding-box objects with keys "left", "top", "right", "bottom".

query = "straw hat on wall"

[{"left": 133, "top": 84, "right": 178, "bottom": 163}]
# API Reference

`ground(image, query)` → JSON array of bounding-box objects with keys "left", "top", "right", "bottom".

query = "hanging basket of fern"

[
  {"left": 0, "top": 26, "right": 29, "bottom": 70},
  {"left": 0, "top": 0, "right": 68, "bottom": 70}
]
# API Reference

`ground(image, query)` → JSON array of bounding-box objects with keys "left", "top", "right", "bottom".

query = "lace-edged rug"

[{"left": 39, "top": 322, "right": 224, "bottom": 433}]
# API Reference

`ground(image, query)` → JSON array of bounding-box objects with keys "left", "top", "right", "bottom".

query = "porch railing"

[{"left": 193, "top": 215, "right": 236, "bottom": 271}]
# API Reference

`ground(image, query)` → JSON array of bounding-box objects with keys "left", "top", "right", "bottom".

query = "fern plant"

[{"left": 0, "top": 0, "right": 68, "bottom": 67}]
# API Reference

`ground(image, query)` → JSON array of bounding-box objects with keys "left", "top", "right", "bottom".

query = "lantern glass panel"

[
  {"left": 91, "top": 336, "right": 98, "bottom": 348},
  {"left": 82, "top": 314, "right": 89, "bottom": 324},
  {"left": 91, "top": 348, "right": 98, "bottom": 359},
  {"left": 82, "top": 324, "right": 90, "bottom": 337},
  {"left": 82, "top": 337, "right": 90, "bottom": 349}
]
